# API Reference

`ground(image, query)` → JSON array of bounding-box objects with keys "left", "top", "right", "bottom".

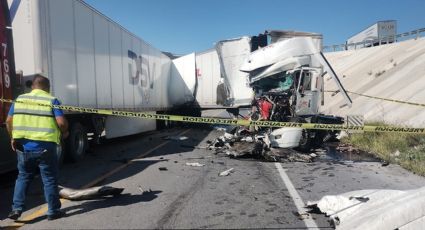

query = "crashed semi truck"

[
  {"left": 212, "top": 31, "right": 353, "bottom": 151},
  {"left": 0, "top": 0, "right": 199, "bottom": 173},
  {"left": 1, "top": 0, "right": 351, "bottom": 173}
]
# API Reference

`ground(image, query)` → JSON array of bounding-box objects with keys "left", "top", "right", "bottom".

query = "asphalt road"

[{"left": 1, "top": 127, "right": 424, "bottom": 229}]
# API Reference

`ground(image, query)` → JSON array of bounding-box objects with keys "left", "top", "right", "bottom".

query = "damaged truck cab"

[{"left": 217, "top": 30, "right": 352, "bottom": 151}]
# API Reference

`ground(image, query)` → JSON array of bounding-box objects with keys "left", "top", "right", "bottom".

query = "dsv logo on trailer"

[{"left": 128, "top": 50, "right": 154, "bottom": 104}]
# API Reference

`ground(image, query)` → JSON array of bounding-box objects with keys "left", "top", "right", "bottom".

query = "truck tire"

[
  {"left": 66, "top": 122, "right": 87, "bottom": 162},
  {"left": 297, "top": 129, "right": 312, "bottom": 152}
]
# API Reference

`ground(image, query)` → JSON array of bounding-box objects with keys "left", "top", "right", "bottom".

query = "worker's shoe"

[
  {"left": 47, "top": 210, "right": 65, "bottom": 221},
  {"left": 8, "top": 210, "right": 22, "bottom": 220}
]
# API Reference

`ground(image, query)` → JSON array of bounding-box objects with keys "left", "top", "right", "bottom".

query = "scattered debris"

[
  {"left": 219, "top": 168, "right": 234, "bottom": 177},
  {"left": 163, "top": 136, "right": 189, "bottom": 141},
  {"left": 292, "top": 211, "right": 311, "bottom": 220},
  {"left": 180, "top": 144, "right": 196, "bottom": 149},
  {"left": 336, "top": 131, "right": 349, "bottom": 140},
  {"left": 376, "top": 70, "right": 386, "bottom": 77},
  {"left": 59, "top": 185, "right": 124, "bottom": 201},
  {"left": 137, "top": 186, "right": 153, "bottom": 195},
  {"left": 158, "top": 167, "right": 168, "bottom": 171},
  {"left": 336, "top": 143, "right": 360, "bottom": 153},
  {"left": 224, "top": 132, "right": 234, "bottom": 140},
  {"left": 241, "top": 136, "right": 254, "bottom": 142},
  {"left": 138, "top": 186, "right": 144, "bottom": 193},
  {"left": 186, "top": 162, "right": 205, "bottom": 167},
  {"left": 185, "top": 157, "right": 205, "bottom": 160},
  {"left": 206, "top": 127, "right": 318, "bottom": 163}
]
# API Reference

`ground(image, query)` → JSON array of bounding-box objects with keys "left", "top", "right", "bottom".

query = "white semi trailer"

[
  {"left": 346, "top": 20, "right": 397, "bottom": 49},
  {"left": 194, "top": 49, "right": 222, "bottom": 108},
  {"left": 8, "top": 0, "right": 193, "bottom": 162},
  {"left": 169, "top": 49, "right": 224, "bottom": 109}
]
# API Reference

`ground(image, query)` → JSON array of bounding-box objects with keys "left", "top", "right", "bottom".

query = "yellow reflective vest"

[{"left": 12, "top": 89, "right": 61, "bottom": 144}]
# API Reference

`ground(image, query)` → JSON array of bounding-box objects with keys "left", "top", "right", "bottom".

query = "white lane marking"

[{"left": 275, "top": 162, "right": 319, "bottom": 229}]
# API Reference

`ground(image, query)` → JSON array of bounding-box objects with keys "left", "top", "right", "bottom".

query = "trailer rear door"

[{"left": 0, "top": 0, "right": 16, "bottom": 123}]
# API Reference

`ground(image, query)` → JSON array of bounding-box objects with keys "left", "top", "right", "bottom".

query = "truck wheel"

[
  {"left": 66, "top": 122, "right": 88, "bottom": 162},
  {"left": 297, "top": 129, "right": 312, "bottom": 152}
]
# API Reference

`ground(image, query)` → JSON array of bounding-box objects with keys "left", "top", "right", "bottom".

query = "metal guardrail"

[{"left": 323, "top": 28, "right": 425, "bottom": 52}]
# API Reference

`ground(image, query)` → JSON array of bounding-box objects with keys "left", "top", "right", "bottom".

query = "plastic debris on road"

[
  {"left": 186, "top": 162, "right": 205, "bottom": 167},
  {"left": 164, "top": 136, "right": 189, "bottom": 141},
  {"left": 219, "top": 168, "right": 234, "bottom": 176}
]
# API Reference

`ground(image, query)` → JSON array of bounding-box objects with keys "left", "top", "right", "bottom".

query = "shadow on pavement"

[
  {"left": 14, "top": 190, "right": 162, "bottom": 225},
  {"left": 0, "top": 127, "right": 212, "bottom": 222},
  {"left": 63, "top": 190, "right": 162, "bottom": 216}
]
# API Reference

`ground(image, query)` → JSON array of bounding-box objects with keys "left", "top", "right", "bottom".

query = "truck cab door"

[{"left": 295, "top": 69, "right": 320, "bottom": 115}]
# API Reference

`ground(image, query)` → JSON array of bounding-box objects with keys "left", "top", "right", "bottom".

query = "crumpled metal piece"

[
  {"left": 219, "top": 168, "right": 234, "bottom": 177},
  {"left": 185, "top": 162, "right": 205, "bottom": 167},
  {"left": 59, "top": 185, "right": 124, "bottom": 201},
  {"left": 265, "top": 148, "right": 315, "bottom": 163},
  {"left": 163, "top": 136, "right": 189, "bottom": 141}
]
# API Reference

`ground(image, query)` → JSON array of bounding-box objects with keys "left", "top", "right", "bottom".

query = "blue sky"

[{"left": 84, "top": 0, "right": 425, "bottom": 54}]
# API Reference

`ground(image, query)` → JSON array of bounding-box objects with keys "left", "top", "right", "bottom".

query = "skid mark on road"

[
  {"left": 4, "top": 129, "right": 191, "bottom": 229},
  {"left": 155, "top": 163, "right": 209, "bottom": 229},
  {"left": 275, "top": 163, "right": 319, "bottom": 229}
]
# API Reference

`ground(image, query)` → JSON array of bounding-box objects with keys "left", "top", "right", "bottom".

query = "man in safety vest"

[{"left": 5, "top": 75, "right": 69, "bottom": 221}]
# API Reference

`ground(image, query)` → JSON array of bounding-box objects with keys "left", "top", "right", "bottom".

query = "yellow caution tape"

[
  {"left": 326, "top": 90, "right": 425, "bottom": 107},
  {"left": 1, "top": 98, "right": 425, "bottom": 134},
  {"left": 347, "top": 91, "right": 425, "bottom": 107}
]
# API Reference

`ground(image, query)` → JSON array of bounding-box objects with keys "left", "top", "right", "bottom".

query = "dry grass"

[{"left": 342, "top": 122, "right": 425, "bottom": 176}]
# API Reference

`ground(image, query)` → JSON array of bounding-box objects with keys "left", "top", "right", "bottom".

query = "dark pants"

[{"left": 12, "top": 147, "right": 61, "bottom": 215}]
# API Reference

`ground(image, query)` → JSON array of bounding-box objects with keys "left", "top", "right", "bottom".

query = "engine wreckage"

[{"left": 207, "top": 126, "right": 320, "bottom": 163}]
